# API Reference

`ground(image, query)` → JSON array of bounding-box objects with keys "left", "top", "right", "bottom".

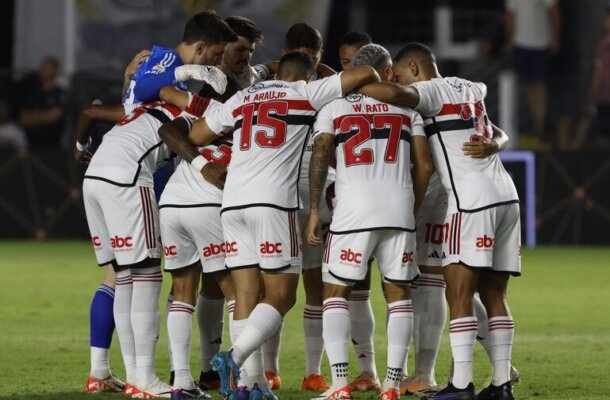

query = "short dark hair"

[
  {"left": 339, "top": 31, "right": 372, "bottom": 47},
  {"left": 277, "top": 51, "right": 316, "bottom": 79},
  {"left": 393, "top": 42, "right": 436, "bottom": 64},
  {"left": 182, "top": 11, "right": 237, "bottom": 44},
  {"left": 225, "top": 16, "right": 263, "bottom": 43},
  {"left": 284, "top": 23, "right": 322, "bottom": 51}
]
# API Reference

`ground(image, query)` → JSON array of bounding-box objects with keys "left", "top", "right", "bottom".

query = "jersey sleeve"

[
  {"left": 409, "top": 110, "right": 426, "bottom": 137},
  {"left": 411, "top": 81, "right": 444, "bottom": 117},
  {"left": 128, "top": 48, "right": 183, "bottom": 103},
  {"left": 305, "top": 73, "right": 343, "bottom": 110},
  {"left": 313, "top": 102, "right": 335, "bottom": 138},
  {"left": 205, "top": 95, "right": 239, "bottom": 135}
]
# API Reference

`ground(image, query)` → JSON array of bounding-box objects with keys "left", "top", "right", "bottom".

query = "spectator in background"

[
  {"left": 575, "top": 3, "right": 610, "bottom": 150},
  {"left": 504, "top": 0, "right": 560, "bottom": 146},
  {"left": 0, "top": 98, "right": 28, "bottom": 156},
  {"left": 16, "top": 56, "right": 68, "bottom": 149},
  {"left": 338, "top": 31, "right": 372, "bottom": 71}
]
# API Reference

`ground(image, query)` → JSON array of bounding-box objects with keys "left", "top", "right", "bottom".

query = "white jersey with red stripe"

[
  {"left": 85, "top": 102, "right": 185, "bottom": 187},
  {"left": 412, "top": 77, "right": 519, "bottom": 213},
  {"left": 205, "top": 73, "right": 344, "bottom": 211},
  {"left": 314, "top": 93, "right": 425, "bottom": 232}
]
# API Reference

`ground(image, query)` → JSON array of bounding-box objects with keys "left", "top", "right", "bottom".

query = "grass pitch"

[{"left": 0, "top": 241, "right": 608, "bottom": 399}]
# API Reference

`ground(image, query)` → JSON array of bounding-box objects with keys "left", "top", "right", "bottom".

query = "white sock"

[
  {"left": 168, "top": 301, "right": 196, "bottom": 389},
  {"left": 409, "top": 283, "right": 420, "bottom": 375},
  {"left": 232, "top": 303, "right": 282, "bottom": 367},
  {"left": 323, "top": 297, "right": 350, "bottom": 387},
  {"left": 232, "top": 318, "right": 267, "bottom": 390},
  {"left": 384, "top": 300, "right": 413, "bottom": 389},
  {"left": 197, "top": 294, "right": 225, "bottom": 372},
  {"left": 262, "top": 320, "right": 283, "bottom": 374},
  {"left": 449, "top": 317, "right": 478, "bottom": 389},
  {"left": 488, "top": 316, "right": 514, "bottom": 386},
  {"left": 227, "top": 300, "right": 236, "bottom": 345},
  {"left": 166, "top": 294, "right": 174, "bottom": 373},
  {"left": 90, "top": 347, "right": 110, "bottom": 379},
  {"left": 473, "top": 294, "right": 492, "bottom": 357},
  {"left": 114, "top": 270, "right": 136, "bottom": 384},
  {"left": 131, "top": 266, "right": 163, "bottom": 388},
  {"left": 303, "top": 304, "right": 324, "bottom": 376},
  {"left": 348, "top": 290, "right": 376, "bottom": 376},
  {"left": 414, "top": 273, "right": 446, "bottom": 381}
]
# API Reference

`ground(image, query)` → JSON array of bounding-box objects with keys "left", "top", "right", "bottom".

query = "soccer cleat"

[
  {"left": 264, "top": 371, "right": 282, "bottom": 390},
  {"left": 234, "top": 385, "right": 251, "bottom": 400},
  {"left": 379, "top": 387, "right": 400, "bottom": 400},
  {"left": 210, "top": 350, "right": 240, "bottom": 398},
  {"left": 249, "top": 382, "right": 279, "bottom": 400},
  {"left": 476, "top": 382, "right": 514, "bottom": 400},
  {"left": 131, "top": 378, "right": 174, "bottom": 398},
  {"left": 124, "top": 382, "right": 137, "bottom": 397},
  {"left": 198, "top": 369, "right": 221, "bottom": 390},
  {"left": 422, "top": 382, "right": 475, "bottom": 400},
  {"left": 349, "top": 372, "right": 381, "bottom": 392},
  {"left": 399, "top": 374, "right": 438, "bottom": 395},
  {"left": 301, "top": 374, "right": 331, "bottom": 391},
  {"left": 170, "top": 386, "right": 211, "bottom": 399},
  {"left": 311, "top": 384, "right": 353, "bottom": 400},
  {"left": 86, "top": 374, "right": 125, "bottom": 393},
  {"left": 509, "top": 365, "right": 521, "bottom": 385}
]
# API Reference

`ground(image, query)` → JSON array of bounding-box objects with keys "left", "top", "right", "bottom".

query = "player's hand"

[
  {"left": 125, "top": 49, "right": 151, "bottom": 78},
  {"left": 174, "top": 65, "right": 228, "bottom": 94},
  {"left": 462, "top": 135, "right": 498, "bottom": 159},
  {"left": 202, "top": 162, "right": 227, "bottom": 189},
  {"left": 305, "top": 209, "right": 323, "bottom": 246},
  {"left": 73, "top": 147, "right": 93, "bottom": 165}
]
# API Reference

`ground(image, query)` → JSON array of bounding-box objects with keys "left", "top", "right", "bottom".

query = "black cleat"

[{"left": 477, "top": 381, "right": 514, "bottom": 400}]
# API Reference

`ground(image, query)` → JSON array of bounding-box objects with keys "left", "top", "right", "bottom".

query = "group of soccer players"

[{"left": 77, "top": 9, "right": 521, "bottom": 400}]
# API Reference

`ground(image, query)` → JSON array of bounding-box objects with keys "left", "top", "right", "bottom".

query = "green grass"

[{"left": 0, "top": 242, "right": 609, "bottom": 399}]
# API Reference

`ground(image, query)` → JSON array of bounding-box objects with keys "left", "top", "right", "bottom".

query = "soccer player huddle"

[{"left": 78, "top": 10, "right": 521, "bottom": 400}]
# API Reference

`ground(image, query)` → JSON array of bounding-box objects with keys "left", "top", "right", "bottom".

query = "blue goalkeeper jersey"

[{"left": 123, "top": 45, "right": 188, "bottom": 105}]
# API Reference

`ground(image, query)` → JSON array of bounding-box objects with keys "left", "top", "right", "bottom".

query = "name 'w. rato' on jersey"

[
  {"left": 314, "top": 93, "right": 425, "bottom": 233},
  {"left": 205, "top": 74, "right": 344, "bottom": 212},
  {"left": 412, "top": 77, "right": 519, "bottom": 213}
]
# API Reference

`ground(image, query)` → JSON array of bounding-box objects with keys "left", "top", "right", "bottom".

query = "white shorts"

[
  {"left": 159, "top": 205, "right": 225, "bottom": 274},
  {"left": 83, "top": 179, "right": 162, "bottom": 266},
  {"left": 442, "top": 203, "right": 521, "bottom": 275},
  {"left": 416, "top": 178, "right": 448, "bottom": 267},
  {"left": 221, "top": 207, "right": 302, "bottom": 273},
  {"left": 322, "top": 229, "right": 419, "bottom": 285}
]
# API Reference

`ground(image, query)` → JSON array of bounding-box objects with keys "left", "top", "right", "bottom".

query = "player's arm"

[
  {"left": 338, "top": 65, "right": 381, "bottom": 93},
  {"left": 355, "top": 81, "right": 421, "bottom": 109},
  {"left": 122, "top": 49, "right": 150, "bottom": 97},
  {"left": 410, "top": 135, "right": 433, "bottom": 217},
  {"left": 159, "top": 86, "right": 212, "bottom": 117},
  {"left": 316, "top": 63, "right": 336, "bottom": 78},
  {"left": 462, "top": 123, "right": 509, "bottom": 159},
  {"left": 306, "top": 132, "right": 334, "bottom": 246},
  {"left": 72, "top": 103, "right": 126, "bottom": 163}
]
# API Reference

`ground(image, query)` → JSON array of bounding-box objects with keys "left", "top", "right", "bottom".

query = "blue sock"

[{"left": 90, "top": 284, "right": 115, "bottom": 348}]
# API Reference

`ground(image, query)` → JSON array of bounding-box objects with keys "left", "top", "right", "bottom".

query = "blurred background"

[{"left": 0, "top": 0, "right": 608, "bottom": 245}]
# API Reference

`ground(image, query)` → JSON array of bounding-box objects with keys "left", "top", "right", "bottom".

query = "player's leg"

[
  {"left": 476, "top": 203, "right": 521, "bottom": 400},
  {"left": 261, "top": 275, "right": 283, "bottom": 390},
  {"left": 376, "top": 229, "right": 419, "bottom": 400},
  {"left": 113, "top": 186, "right": 168, "bottom": 397},
  {"left": 82, "top": 179, "right": 126, "bottom": 393},
  {"left": 167, "top": 262, "right": 203, "bottom": 397},
  {"left": 211, "top": 209, "right": 264, "bottom": 396},
  {"left": 348, "top": 267, "right": 381, "bottom": 392},
  {"left": 314, "top": 231, "right": 373, "bottom": 400},
  {"left": 223, "top": 208, "right": 301, "bottom": 396},
  {"left": 196, "top": 273, "right": 225, "bottom": 391}
]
